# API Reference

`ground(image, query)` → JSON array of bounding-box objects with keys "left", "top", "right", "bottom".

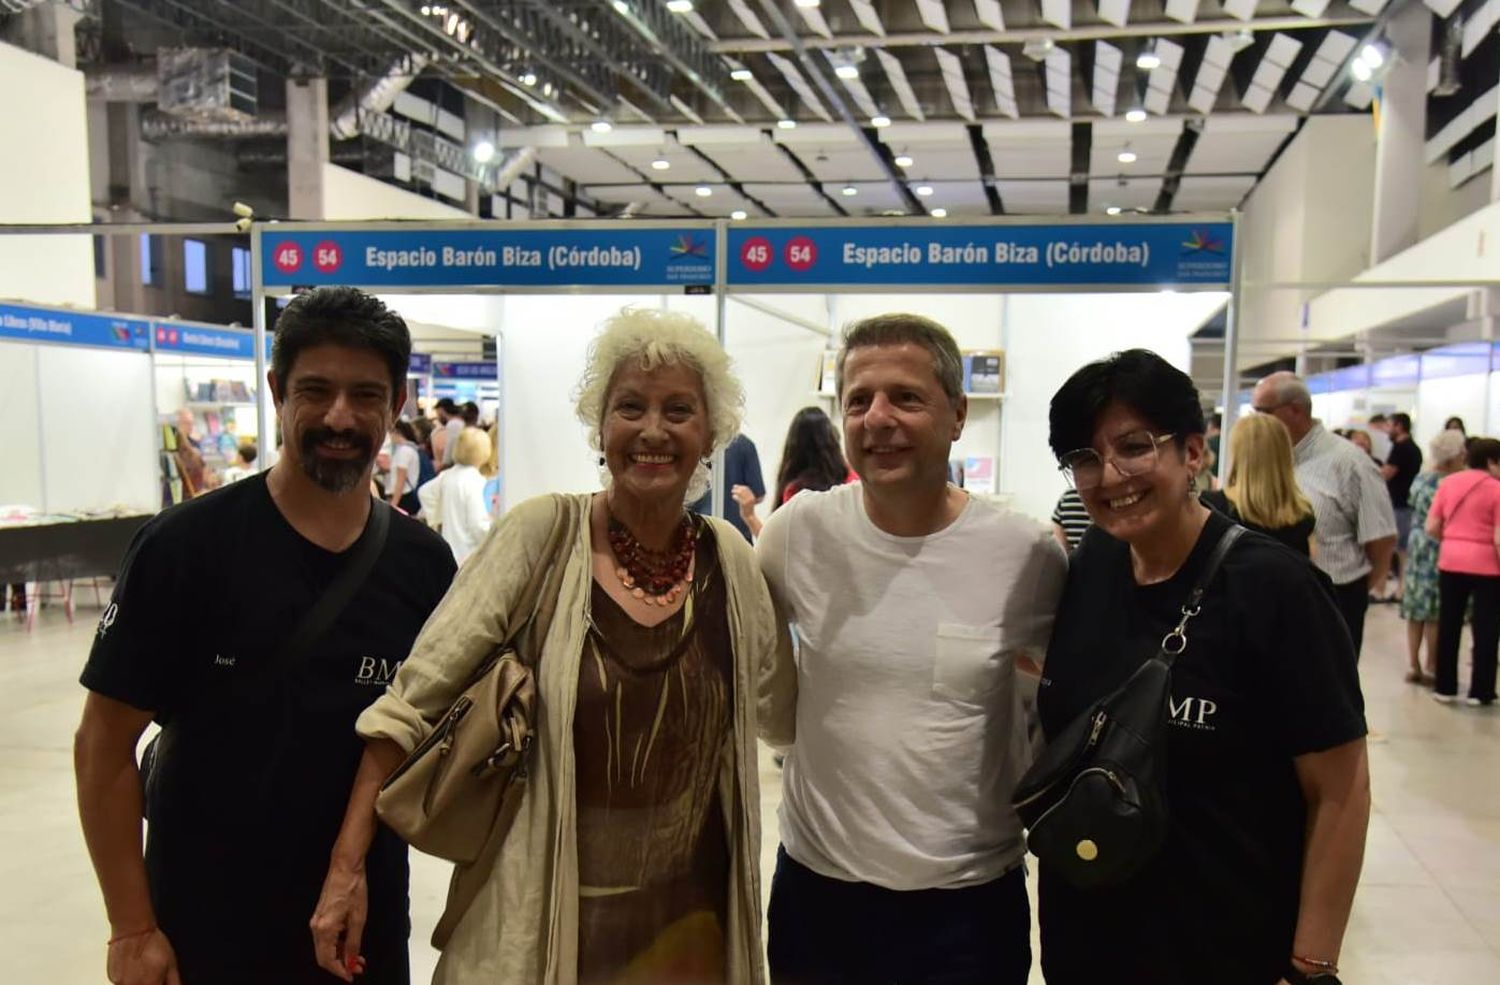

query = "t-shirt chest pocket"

[{"left": 933, "top": 623, "right": 1005, "bottom": 701}]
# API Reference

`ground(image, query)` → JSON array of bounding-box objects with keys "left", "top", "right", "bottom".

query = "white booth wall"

[{"left": 1417, "top": 374, "right": 1493, "bottom": 449}]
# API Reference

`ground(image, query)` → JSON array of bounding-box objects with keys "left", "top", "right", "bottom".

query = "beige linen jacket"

[{"left": 356, "top": 492, "right": 796, "bottom": 984}]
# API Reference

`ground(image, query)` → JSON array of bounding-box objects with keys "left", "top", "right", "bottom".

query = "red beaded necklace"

[{"left": 606, "top": 512, "right": 696, "bottom": 607}]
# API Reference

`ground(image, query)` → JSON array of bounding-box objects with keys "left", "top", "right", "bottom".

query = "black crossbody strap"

[
  {"left": 269, "top": 497, "right": 391, "bottom": 679},
  {"left": 1159, "top": 523, "right": 1245, "bottom": 666}
]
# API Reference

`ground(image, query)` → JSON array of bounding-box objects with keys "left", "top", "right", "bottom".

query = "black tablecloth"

[{"left": 0, "top": 515, "right": 151, "bottom": 584}]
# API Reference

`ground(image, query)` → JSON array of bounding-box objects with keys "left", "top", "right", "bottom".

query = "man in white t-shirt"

[{"left": 757, "top": 313, "right": 1067, "bottom": 985}]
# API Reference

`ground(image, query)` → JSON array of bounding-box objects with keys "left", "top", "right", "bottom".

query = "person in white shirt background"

[
  {"left": 756, "top": 312, "right": 1067, "bottom": 985},
  {"left": 417, "top": 425, "right": 494, "bottom": 564}
]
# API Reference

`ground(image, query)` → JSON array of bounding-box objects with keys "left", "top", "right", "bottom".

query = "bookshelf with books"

[{"left": 154, "top": 356, "right": 262, "bottom": 504}]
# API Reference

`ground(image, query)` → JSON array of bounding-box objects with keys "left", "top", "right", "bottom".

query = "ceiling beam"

[
  {"left": 966, "top": 123, "right": 1004, "bottom": 214},
  {"left": 709, "top": 15, "right": 1378, "bottom": 54}
]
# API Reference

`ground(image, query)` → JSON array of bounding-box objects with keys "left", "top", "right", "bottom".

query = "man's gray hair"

[
  {"left": 1261, "top": 371, "right": 1313, "bottom": 411},
  {"left": 834, "top": 313, "right": 964, "bottom": 404}
]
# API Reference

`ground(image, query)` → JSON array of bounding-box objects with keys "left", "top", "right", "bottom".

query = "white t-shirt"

[
  {"left": 417, "top": 465, "right": 492, "bottom": 565},
  {"left": 390, "top": 443, "right": 420, "bottom": 495},
  {"left": 757, "top": 483, "right": 1067, "bottom": 891}
]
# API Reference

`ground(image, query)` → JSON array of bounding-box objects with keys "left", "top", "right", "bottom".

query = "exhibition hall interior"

[{"left": 2, "top": 0, "right": 1499, "bottom": 983}]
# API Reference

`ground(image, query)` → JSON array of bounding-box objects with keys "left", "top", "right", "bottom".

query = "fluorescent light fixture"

[
  {"left": 835, "top": 65, "right": 860, "bottom": 80},
  {"left": 1118, "top": 149, "right": 1138, "bottom": 163},
  {"left": 695, "top": 185, "right": 712, "bottom": 197},
  {"left": 1351, "top": 58, "right": 1373, "bottom": 82},
  {"left": 666, "top": 0, "right": 693, "bottom": 12},
  {"left": 870, "top": 114, "right": 891, "bottom": 127},
  {"left": 731, "top": 210, "right": 748, "bottom": 219},
  {"left": 1125, "top": 108, "right": 1148, "bottom": 123},
  {"left": 651, "top": 159, "right": 670, "bottom": 170},
  {"left": 421, "top": 5, "right": 431, "bottom": 14},
  {"left": 1106, "top": 206, "right": 1123, "bottom": 215},
  {"left": 777, "top": 118, "right": 797, "bottom": 129},
  {"left": 612, "top": 0, "right": 630, "bottom": 12},
  {"left": 931, "top": 208, "right": 948, "bottom": 218},
  {"left": 915, "top": 185, "right": 934, "bottom": 196},
  {"left": 1360, "top": 43, "right": 1385, "bottom": 70},
  {"left": 542, "top": 83, "right": 554, "bottom": 96},
  {"left": 472, "top": 140, "right": 495, "bottom": 163},
  {"left": 894, "top": 154, "right": 914, "bottom": 167},
  {"left": 520, "top": 72, "right": 537, "bottom": 86},
  {"left": 1137, "top": 49, "right": 1162, "bottom": 70},
  {"left": 591, "top": 120, "right": 613, "bottom": 133},
  {"left": 793, "top": 0, "right": 821, "bottom": 7},
  {"left": 842, "top": 185, "right": 859, "bottom": 196},
  {"left": 731, "top": 68, "right": 753, "bottom": 81}
]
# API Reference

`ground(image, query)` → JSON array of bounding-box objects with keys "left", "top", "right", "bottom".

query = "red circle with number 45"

[
  {"left": 740, "top": 236, "right": 773, "bottom": 272},
  {"left": 313, "top": 241, "right": 343, "bottom": 274},
  {"left": 272, "top": 241, "right": 303, "bottom": 274},
  {"left": 784, "top": 236, "right": 817, "bottom": 272}
]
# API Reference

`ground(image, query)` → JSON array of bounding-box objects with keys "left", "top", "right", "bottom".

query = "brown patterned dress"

[{"left": 574, "top": 525, "right": 733, "bottom": 985}]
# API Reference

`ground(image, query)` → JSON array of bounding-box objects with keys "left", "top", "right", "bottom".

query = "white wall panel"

[
  {"left": 37, "top": 346, "right": 157, "bottom": 513},
  {"left": 0, "top": 341, "right": 44, "bottom": 508},
  {"left": 321, "top": 164, "right": 469, "bottom": 220}
]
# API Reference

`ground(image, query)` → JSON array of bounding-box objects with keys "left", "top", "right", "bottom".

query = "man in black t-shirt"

[
  {"left": 1380, "top": 413, "right": 1423, "bottom": 600},
  {"left": 75, "top": 288, "right": 455, "bottom": 985}
]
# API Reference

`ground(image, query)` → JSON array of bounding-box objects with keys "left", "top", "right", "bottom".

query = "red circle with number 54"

[
  {"left": 784, "top": 236, "right": 817, "bottom": 272},
  {"left": 272, "top": 242, "right": 303, "bottom": 274},
  {"left": 740, "top": 236, "right": 773, "bottom": 272},
  {"left": 313, "top": 241, "right": 343, "bottom": 274}
]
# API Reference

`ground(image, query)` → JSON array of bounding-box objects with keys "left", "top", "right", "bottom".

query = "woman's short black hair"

[
  {"left": 1467, "top": 437, "right": 1500, "bottom": 470},
  {"left": 271, "top": 286, "right": 410, "bottom": 398},
  {"left": 1048, "top": 348, "right": 1205, "bottom": 458}
]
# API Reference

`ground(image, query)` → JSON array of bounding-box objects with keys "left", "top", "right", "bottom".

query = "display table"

[{"left": 0, "top": 514, "right": 150, "bottom": 592}]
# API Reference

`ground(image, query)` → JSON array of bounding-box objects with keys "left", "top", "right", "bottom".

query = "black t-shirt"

[
  {"left": 82, "top": 473, "right": 455, "bottom": 984},
  {"left": 1386, "top": 437, "right": 1423, "bottom": 508},
  {"left": 1200, "top": 489, "right": 1315, "bottom": 556},
  {"left": 1035, "top": 509, "right": 1365, "bottom": 985}
]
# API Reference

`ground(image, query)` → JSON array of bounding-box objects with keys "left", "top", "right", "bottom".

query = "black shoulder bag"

[
  {"left": 1011, "top": 523, "right": 1245, "bottom": 889},
  {"left": 140, "top": 500, "right": 392, "bottom": 816}
]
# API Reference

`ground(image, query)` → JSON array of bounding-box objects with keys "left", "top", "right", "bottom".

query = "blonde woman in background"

[
  {"left": 1202, "top": 413, "right": 1317, "bottom": 556},
  {"left": 416, "top": 426, "right": 494, "bottom": 564}
]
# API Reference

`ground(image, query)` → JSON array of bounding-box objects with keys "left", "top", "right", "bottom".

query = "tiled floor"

[{"left": 3, "top": 599, "right": 1497, "bottom": 984}]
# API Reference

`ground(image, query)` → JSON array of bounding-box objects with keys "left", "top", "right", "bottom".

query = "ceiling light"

[
  {"left": 1125, "top": 108, "right": 1148, "bottom": 123},
  {"left": 1223, "top": 28, "right": 1255, "bottom": 53},
  {"left": 651, "top": 158, "right": 670, "bottom": 170},
  {"left": 793, "top": 0, "right": 821, "bottom": 7},
  {"left": 731, "top": 210, "right": 748, "bottom": 220},
  {"left": 931, "top": 208, "right": 948, "bottom": 218},
  {"left": 421, "top": 4, "right": 432, "bottom": 14},
  {"left": 472, "top": 140, "right": 495, "bottom": 164},
  {"left": 666, "top": 0, "right": 693, "bottom": 12},
  {"left": 591, "top": 119, "right": 613, "bottom": 133},
  {"left": 870, "top": 114, "right": 891, "bottom": 127},
  {"left": 842, "top": 185, "right": 858, "bottom": 196},
  {"left": 1360, "top": 43, "right": 1385, "bottom": 70},
  {"left": 731, "top": 68, "right": 753, "bottom": 81},
  {"left": 777, "top": 118, "right": 797, "bottom": 129},
  {"left": 1023, "top": 38, "right": 1055, "bottom": 62},
  {"left": 445, "top": 12, "right": 459, "bottom": 33},
  {"left": 542, "top": 82, "right": 554, "bottom": 96},
  {"left": 1117, "top": 149, "right": 1138, "bottom": 163},
  {"left": 520, "top": 72, "right": 537, "bottom": 87},
  {"left": 835, "top": 65, "right": 860, "bottom": 80},
  {"left": 1136, "top": 49, "right": 1162, "bottom": 71},
  {"left": 695, "top": 185, "right": 712, "bottom": 197},
  {"left": 612, "top": 0, "right": 630, "bottom": 13},
  {"left": 915, "top": 185, "right": 934, "bottom": 196},
  {"left": 1351, "top": 58, "right": 1373, "bottom": 82},
  {"left": 1106, "top": 206, "right": 1122, "bottom": 215},
  {"left": 894, "top": 154, "right": 914, "bottom": 167}
]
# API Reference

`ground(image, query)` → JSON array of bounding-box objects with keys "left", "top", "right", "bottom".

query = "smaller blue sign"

[
  {"left": 409, "top": 353, "right": 432, "bottom": 375},
  {"left": 0, "top": 302, "right": 150, "bottom": 352},
  {"left": 153, "top": 321, "right": 260, "bottom": 359},
  {"left": 1420, "top": 343, "right": 1492, "bottom": 381},
  {"left": 433, "top": 361, "right": 497, "bottom": 380}
]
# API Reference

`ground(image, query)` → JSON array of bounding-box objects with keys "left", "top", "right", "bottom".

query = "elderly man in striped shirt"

[{"left": 1253, "top": 371, "right": 1398, "bottom": 658}]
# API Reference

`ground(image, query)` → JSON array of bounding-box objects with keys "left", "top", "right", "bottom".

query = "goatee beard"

[{"left": 299, "top": 427, "right": 374, "bottom": 493}]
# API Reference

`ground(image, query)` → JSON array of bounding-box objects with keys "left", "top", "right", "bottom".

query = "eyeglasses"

[{"left": 1058, "top": 431, "right": 1176, "bottom": 492}]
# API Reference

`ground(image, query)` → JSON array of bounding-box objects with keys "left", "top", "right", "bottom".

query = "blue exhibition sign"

[
  {"left": 432, "top": 361, "right": 497, "bottom": 380},
  {"left": 408, "top": 353, "right": 432, "bottom": 375},
  {"left": 153, "top": 321, "right": 262, "bottom": 359},
  {"left": 260, "top": 227, "right": 716, "bottom": 289},
  {"left": 0, "top": 302, "right": 150, "bottom": 351},
  {"left": 727, "top": 222, "right": 1234, "bottom": 288}
]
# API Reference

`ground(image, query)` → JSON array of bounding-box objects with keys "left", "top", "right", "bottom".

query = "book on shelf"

[{"left": 962, "top": 350, "right": 1005, "bottom": 395}]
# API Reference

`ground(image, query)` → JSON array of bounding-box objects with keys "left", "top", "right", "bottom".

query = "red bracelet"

[{"left": 107, "top": 926, "right": 156, "bottom": 947}]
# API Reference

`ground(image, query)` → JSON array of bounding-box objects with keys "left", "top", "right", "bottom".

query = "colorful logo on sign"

[
  {"left": 112, "top": 326, "right": 133, "bottom": 343},
  {"left": 1181, "top": 229, "right": 1225, "bottom": 256},
  {"left": 669, "top": 233, "right": 710, "bottom": 261}
]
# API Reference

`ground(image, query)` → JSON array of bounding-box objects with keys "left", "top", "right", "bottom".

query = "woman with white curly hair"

[{"left": 316, "top": 307, "right": 793, "bottom": 985}]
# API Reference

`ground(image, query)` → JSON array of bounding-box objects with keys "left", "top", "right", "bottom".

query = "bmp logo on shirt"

[
  {"left": 1168, "top": 695, "right": 1219, "bottom": 731},
  {"left": 96, "top": 603, "right": 118, "bottom": 639},
  {"left": 356, "top": 657, "right": 404, "bottom": 686}
]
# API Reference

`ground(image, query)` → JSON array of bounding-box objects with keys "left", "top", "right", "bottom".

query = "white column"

[
  {"left": 286, "top": 77, "right": 329, "bottom": 219},
  {"left": 1369, "top": 1, "right": 1432, "bottom": 264}
]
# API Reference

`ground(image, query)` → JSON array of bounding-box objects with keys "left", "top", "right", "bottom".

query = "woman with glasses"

[{"left": 1036, "top": 350, "right": 1370, "bottom": 985}]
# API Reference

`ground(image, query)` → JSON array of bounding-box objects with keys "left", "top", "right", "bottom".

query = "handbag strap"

[{"left": 1159, "top": 523, "right": 1245, "bottom": 667}]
